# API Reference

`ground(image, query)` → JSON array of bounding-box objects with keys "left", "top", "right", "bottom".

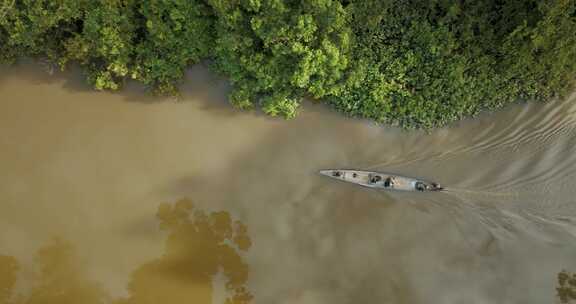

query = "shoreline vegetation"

[{"left": 1, "top": 0, "right": 575, "bottom": 128}]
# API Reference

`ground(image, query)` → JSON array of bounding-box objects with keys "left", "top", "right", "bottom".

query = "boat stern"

[{"left": 431, "top": 183, "right": 444, "bottom": 191}]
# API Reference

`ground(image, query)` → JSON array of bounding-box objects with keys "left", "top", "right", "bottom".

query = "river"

[{"left": 1, "top": 63, "right": 576, "bottom": 304}]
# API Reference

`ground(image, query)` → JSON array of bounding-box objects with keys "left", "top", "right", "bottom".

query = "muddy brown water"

[{"left": 1, "top": 63, "right": 576, "bottom": 304}]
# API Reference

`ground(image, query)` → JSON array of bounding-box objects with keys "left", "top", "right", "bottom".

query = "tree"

[
  {"left": 208, "top": 0, "right": 351, "bottom": 118},
  {"left": 1, "top": 0, "right": 575, "bottom": 128},
  {"left": 131, "top": 0, "right": 215, "bottom": 95}
]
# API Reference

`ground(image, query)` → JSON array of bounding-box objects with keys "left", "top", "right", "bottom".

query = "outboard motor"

[
  {"left": 415, "top": 181, "right": 426, "bottom": 191},
  {"left": 431, "top": 183, "right": 443, "bottom": 191}
]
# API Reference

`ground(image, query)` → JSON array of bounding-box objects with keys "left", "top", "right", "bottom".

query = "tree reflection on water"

[
  {"left": 0, "top": 198, "right": 252, "bottom": 304},
  {"left": 557, "top": 270, "right": 576, "bottom": 304}
]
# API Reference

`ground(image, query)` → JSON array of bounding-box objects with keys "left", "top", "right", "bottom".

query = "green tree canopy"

[
  {"left": 1, "top": 0, "right": 575, "bottom": 128},
  {"left": 209, "top": 0, "right": 351, "bottom": 117}
]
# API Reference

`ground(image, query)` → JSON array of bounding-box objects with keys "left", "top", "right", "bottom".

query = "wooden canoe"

[{"left": 319, "top": 169, "right": 443, "bottom": 192}]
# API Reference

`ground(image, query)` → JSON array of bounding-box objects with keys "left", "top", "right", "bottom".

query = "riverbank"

[{"left": 1, "top": 1, "right": 575, "bottom": 128}]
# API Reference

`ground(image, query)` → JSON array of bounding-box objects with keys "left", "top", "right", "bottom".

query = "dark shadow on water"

[
  {"left": 0, "top": 58, "right": 384, "bottom": 124},
  {"left": 0, "top": 59, "right": 93, "bottom": 93},
  {"left": 120, "top": 64, "right": 295, "bottom": 121},
  {"left": 0, "top": 59, "right": 288, "bottom": 119}
]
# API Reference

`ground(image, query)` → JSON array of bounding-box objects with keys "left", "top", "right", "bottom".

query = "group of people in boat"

[
  {"left": 370, "top": 175, "right": 396, "bottom": 187},
  {"left": 416, "top": 181, "right": 443, "bottom": 191},
  {"left": 333, "top": 170, "right": 359, "bottom": 179},
  {"left": 331, "top": 170, "right": 442, "bottom": 191},
  {"left": 372, "top": 174, "right": 442, "bottom": 191}
]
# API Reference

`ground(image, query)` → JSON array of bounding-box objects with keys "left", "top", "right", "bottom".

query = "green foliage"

[
  {"left": 328, "top": 0, "right": 576, "bottom": 127},
  {"left": 131, "top": 0, "right": 215, "bottom": 95},
  {"left": 64, "top": 1, "right": 137, "bottom": 90},
  {"left": 0, "top": 0, "right": 84, "bottom": 63},
  {"left": 1, "top": 0, "right": 575, "bottom": 127},
  {"left": 500, "top": 0, "right": 576, "bottom": 101},
  {"left": 208, "top": 0, "right": 351, "bottom": 117}
]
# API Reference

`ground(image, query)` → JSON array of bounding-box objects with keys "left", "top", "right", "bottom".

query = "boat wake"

[{"left": 441, "top": 187, "right": 520, "bottom": 198}]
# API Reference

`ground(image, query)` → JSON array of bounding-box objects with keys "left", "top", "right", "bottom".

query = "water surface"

[{"left": 1, "top": 64, "right": 576, "bottom": 303}]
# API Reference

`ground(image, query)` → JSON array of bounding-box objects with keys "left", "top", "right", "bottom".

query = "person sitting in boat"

[
  {"left": 332, "top": 171, "right": 342, "bottom": 177},
  {"left": 369, "top": 175, "right": 382, "bottom": 184},
  {"left": 384, "top": 176, "right": 394, "bottom": 187}
]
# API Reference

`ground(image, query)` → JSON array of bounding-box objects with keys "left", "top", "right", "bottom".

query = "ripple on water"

[{"left": 1, "top": 64, "right": 576, "bottom": 304}]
